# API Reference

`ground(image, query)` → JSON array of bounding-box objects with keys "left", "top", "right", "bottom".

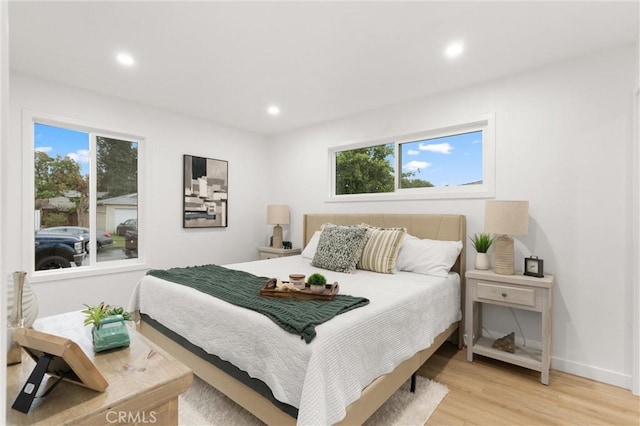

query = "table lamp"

[
  {"left": 484, "top": 200, "right": 529, "bottom": 275},
  {"left": 267, "top": 205, "right": 289, "bottom": 249}
]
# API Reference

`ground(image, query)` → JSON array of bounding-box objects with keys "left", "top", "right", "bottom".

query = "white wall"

[
  {"left": 269, "top": 45, "right": 637, "bottom": 389},
  {"left": 5, "top": 74, "right": 271, "bottom": 316}
]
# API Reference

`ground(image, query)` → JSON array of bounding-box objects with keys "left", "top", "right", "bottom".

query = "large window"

[
  {"left": 330, "top": 116, "right": 495, "bottom": 200},
  {"left": 26, "top": 112, "right": 142, "bottom": 277}
]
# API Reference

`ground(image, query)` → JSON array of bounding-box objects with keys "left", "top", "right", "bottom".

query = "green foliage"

[
  {"left": 97, "top": 137, "right": 138, "bottom": 198},
  {"left": 42, "top": 213, "right": 68, "bottom": 227},
  {"left": 470, "top": 233, "right": 494, "bottom": 253},
  {"left": 307, "top": 273, "right": 327, "bottom": 286},
  {"left": 107, "top": 306, "right": 132, "bottom": 321},
  {"left": 82, "top": 302, "right": 131, "bottom": 327},
  {"left": 34, "top": 151, "right": 87, "bottom": 200},
  {"left": 34, "top": 151, "right": 89, "bottom": 226},
  {"left": 400, "top": 170, "right": 434, "bottom": 188},
  {"left": 82, "top": 302, "right": 111, "bottom": 327},
  {"left": 335, "top": 144, "right": 394, "bottom": 195}
]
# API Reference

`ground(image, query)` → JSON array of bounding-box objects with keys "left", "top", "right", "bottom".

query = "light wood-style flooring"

[{"left": 418, "top": 342, "right": 640, "bottom": 425}]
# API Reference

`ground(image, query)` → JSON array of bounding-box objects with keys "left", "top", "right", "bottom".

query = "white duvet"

[{"left": 128, "top": 255, "right": 460, "bottom": 425}]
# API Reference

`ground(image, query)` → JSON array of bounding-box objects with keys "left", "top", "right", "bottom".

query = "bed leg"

[{"left": 410, "top": 373, "right": 416, "bottom": 393}]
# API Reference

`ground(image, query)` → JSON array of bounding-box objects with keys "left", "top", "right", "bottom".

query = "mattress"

[{"left": 129, "top": 255, "right": 461, "bottom": 425}]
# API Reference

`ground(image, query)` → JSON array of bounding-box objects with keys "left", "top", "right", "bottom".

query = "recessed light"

[
  {"left": 445, "top": 42, "right": 464, "bottom": 58},
  {"left": 116, "top": 52, "right": 135, "bottom": 66},
  {"left": 267, "top": 105, "right": 280, "bottom": 116}
]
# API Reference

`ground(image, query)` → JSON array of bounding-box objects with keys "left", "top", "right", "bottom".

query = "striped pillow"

[{"left": 357, "top": 224, "right": 407, "bottom": 274}]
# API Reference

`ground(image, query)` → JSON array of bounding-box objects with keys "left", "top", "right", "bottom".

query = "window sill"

[
  {"left": 28, "top": 261, "right": 149, "bottom": 284},
  {"left": 326, "top": 185, "right": 495, "bottom": 203}
]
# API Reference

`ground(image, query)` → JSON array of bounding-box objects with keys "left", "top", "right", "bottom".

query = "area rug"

[{"left": 179, "top": 376, "right": 448, "bottom": 426}]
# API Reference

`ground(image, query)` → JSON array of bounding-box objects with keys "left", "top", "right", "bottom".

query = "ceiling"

[{"left": 8, "top": 1, "right": 639, "bottom": 136}]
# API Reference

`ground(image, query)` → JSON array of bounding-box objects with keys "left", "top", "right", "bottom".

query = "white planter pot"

[
  {"left": 310, "top": 285, "right": 325, "bottom": 294},
  {"left": 474, "top": 253, "right": 490, "bottom": 270}
]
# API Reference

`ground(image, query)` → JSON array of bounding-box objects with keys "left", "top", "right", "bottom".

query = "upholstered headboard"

[
  {"left": 303, "top": 213, "right": 466, "bottom": 348},
  {"left": 303, "top": 213, "right": 466, "bottom": 278}
]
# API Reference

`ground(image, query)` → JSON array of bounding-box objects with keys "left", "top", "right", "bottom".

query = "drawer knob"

[{"left": 501, "top": 293, "right": 507, "bottom": 297}]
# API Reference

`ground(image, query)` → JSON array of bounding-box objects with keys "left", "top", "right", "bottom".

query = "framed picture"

[
  {"left": 183, "top": 154, "right": 228, "bottom": 228},
  {"left": 11, "top": 328, "right": 108, "bottom": 413}
]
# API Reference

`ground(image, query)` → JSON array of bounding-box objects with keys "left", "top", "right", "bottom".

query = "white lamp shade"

[
  {"left": 484, "top": 200, "right": 529, "bottom": 236},
  {"left": 267, "top": 205, "right": 289, "bottom": 225}
]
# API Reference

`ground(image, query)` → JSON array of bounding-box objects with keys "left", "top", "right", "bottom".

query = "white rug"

[{"left": 179, "top": 376, "right": 448, "bottom": 426}]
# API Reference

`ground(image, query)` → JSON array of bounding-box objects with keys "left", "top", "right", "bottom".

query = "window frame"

[
  {"left": 328, "top": 114, "right": 495, "bottom": 202},
  {"left": 23, "top": 110, "right": 146, "bottom": 282}
]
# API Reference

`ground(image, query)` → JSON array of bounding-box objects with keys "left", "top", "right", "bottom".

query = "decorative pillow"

[
  {"left": 311, "top": 225, "right": 369, "bottom": 273},
  {"left": 301, "top": 231, "right": 322, "bottom": 259},
  {"left": 395, "top": 236, "right": 463, "bottom": 277},
  {"left": 357, "top": 224, "right": 407, "bottom": 274}
]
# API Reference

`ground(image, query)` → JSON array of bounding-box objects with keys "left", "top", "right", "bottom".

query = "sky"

[
  {"left": 401, "top": 130, "right": 483, "bottom": 187},
  {"left": 34, "top": 123, "right": 90, "bottom": 176}
]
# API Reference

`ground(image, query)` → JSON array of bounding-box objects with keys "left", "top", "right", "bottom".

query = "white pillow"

[
  {"left": 395, "top": 235, "right": 463, "bottom": 277},
  {"left": 301, "top": 231, "right": 322, "bottom": 259}
]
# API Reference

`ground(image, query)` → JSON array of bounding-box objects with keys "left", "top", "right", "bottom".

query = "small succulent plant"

[
  {"left": 307, "top": 273, "right": 327, "bottom": 286},
  {"left": 82, "top": 302, "right": 131, "bottom": 327}
]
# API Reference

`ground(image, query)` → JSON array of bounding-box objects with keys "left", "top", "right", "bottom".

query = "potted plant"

[
  {"left": 82, "top": 302, "right": 131, "bottom": 352},
  {"left": 470, "top": 233, "right": 494, "bottom": 270},
  {"left": 307, "top": 273, "right": 327, "bottom": 294}
]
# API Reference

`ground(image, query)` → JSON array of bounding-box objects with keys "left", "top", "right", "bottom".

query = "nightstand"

[
  {"left": 465, "top": 269, "right": 554, "bottom": 384},
  {"left": 257, "top": 246, "right": 301, "bottom": 260}
]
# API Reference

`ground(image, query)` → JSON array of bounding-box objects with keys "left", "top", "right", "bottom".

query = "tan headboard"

[
  {"left": 303, "top": 213, "right": 466, "bottom": 348},
  {"left": 303, "top": 213, "right": 466, "bottom": 278}
]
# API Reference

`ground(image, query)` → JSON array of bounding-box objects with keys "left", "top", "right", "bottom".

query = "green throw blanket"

[{"left": 147, "top": 264, "right": 369, "bottom": 343}]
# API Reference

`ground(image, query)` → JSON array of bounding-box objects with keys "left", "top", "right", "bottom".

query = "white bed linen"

[{"left": 129, "top": 255, "right": 460, "bottom": 425}]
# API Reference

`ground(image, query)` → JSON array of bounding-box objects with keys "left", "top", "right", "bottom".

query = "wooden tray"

[{"left": 259, "top": 281, "right": 339, "bottom": 300}]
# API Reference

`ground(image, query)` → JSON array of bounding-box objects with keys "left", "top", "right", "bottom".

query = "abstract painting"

[{"left": 183, "top": 155, "right": 228, "bottom": 228}]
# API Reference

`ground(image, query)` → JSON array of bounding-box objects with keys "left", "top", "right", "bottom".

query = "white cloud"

[
  {"left": 419, "top": 142, "right": 454, "bottom": 154},
  {"left": 471, "top": 139, "right": 482, "bottom": 144},
  {"left": 403, "top": 160, "right": 430, "bottom": 171},
  {"left": 407, "top": 149, "right": 419, "bottom": 156},
  {"left": 35, "top": 146, "right": 53, "bottom": 153},
  {"left": 67, "top": 149, "right": 90, "bottom": 164}
]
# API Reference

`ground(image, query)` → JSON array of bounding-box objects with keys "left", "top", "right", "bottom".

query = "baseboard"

[{"left": 552, "top": 356, "right": 632, "bottom": 390}]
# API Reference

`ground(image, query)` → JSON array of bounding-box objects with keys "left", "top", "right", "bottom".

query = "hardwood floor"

[{"left": 418, "top": 342, "right": 640, "bottom": 425}]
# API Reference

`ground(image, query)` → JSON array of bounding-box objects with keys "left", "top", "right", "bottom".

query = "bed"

[{"left": 130, "top": 213, "right": 466, "bottom": 425}]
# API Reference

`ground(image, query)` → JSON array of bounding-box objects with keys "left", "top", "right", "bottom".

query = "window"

[
  {"left": 330, "top": 116, "right": 495, "bottom": 200},
  {"left": 25, "top": 111, "right": 143, "bottom": 277},
  {"left": 335, "top": 143, "right": 395, "bottom": 195}
]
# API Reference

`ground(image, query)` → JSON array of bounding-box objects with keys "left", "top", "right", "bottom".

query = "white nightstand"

[
  {"left": 257, "top": 246, "right": 302, "bottom": 260},
  {"left": 465, "top": 269, "right": 554, "bottom": 385}
]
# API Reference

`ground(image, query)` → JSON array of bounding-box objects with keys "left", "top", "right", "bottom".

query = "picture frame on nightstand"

[
  {"left": 11, "top": 328, "right": 108, "bottom": 413},
  {"left": 524, "top": 256, "right": 544, "bottom": 277}
]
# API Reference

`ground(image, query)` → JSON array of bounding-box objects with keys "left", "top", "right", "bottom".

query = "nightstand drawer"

[{"left": 476, "top": 282, "right": 536, "bottom": 307}]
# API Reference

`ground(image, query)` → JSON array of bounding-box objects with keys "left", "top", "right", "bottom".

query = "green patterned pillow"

[
  {"left": 357, "top": 224, "right": 407, "bottom": 274},
  {"left": 311, "top": 224, "right": 369, "bottom": 273}
]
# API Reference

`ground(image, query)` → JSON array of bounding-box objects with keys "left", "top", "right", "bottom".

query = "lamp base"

[
  {"left": 272, "top": 225, "right": 283, "bottom": 249},
  {"left": 493, "top": 235, "right": 515, "bottom": 275}
]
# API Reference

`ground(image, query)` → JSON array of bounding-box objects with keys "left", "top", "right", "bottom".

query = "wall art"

[{"left": 183, "top": 155, "right": 228, "bottom": 228}]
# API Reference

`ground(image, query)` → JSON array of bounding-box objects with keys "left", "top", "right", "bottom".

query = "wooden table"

[{"left": 6, "top": 311, "right": 193, "bottom": 425}]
